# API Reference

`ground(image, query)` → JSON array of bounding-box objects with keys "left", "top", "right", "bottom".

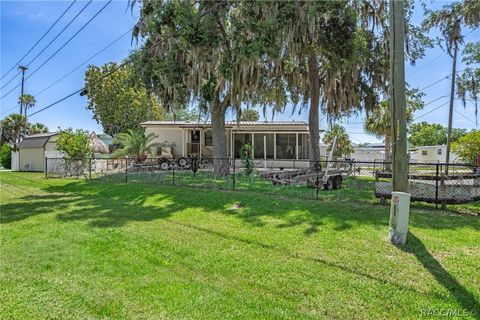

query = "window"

[
  {"left": 298, "top": 133, "right": 309, "bottom": 159},
  {"left": 253, "top": 134, "right": 274, "bottom": 159},
  {"left": 437, "top": 148, "right": 442, "bottom": 155},
  {"left": 204, "top": 130, "right": 212, "bottom": 146},
  {"left": 191, "top": 130, "right": 200, "bottom": 143},
  {"left": 276, "top": 133, "right": 296, "bottom": 159},
  {"left": 234, "top": 133, "right": 252, "bottom": 158},
  {"left": 422, "top": 150, "right": 428, "bottom": 156}
]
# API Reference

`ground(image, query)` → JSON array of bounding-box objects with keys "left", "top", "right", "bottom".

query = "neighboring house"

[
  {"left": 13, "top": 132, "right": 61, "bottom": 172},
  {"left": 409, "top": 145, "right": 457, "bottom": 163},
  {"left": 351, "top": 143, "right": 385, "bottom": 162},
  {"left": 141, "top": 120, "right": 323, "bottom": 161}
]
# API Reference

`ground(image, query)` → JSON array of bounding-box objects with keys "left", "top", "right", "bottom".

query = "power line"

[
  {"left": 413, "top": 101, "right": 449, "bottom": 121},
  {"left": 1, "top": 28, "right": 132, "bottom": 117},
  {"left": 34, "top": 28, "right": 132, "bottom": 98},
  {"left": 1, "top": 1, "right": 92, "bottom": 98},
  {"left": 0, "top": 0, "right": 77, "bottom": 81},
  {"left": 1, "top": 105, "right": 19, "bottom": 116},
  {"left": 1, "top": 0, "right": 108, "bottom": 100},
  {"left": 24, "top": 1, "right": 92, "bottom": 68},
  {"left": 454, "top": 109, "right": 478, "bottom": 126},
  {"left": 407, "top": 51, "right": 446, "bottom": 78},
  {"left": 418, "top": 69, "right": 465, "bottom": 91},
  {"left": 0, "top": 70, "right": 21, "bottom": 90},
  {"left": 28, "top": 0, "right": 223, "bottom": 119}
]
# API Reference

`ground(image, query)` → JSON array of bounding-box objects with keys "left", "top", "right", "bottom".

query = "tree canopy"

[
  {"left": 364, "top": 88, "right": 425, "bottom": 159},
  {"left": 0, "top": 114, "right": 49, "bottom": 146},
  {"left": 55, "top": 128, "right": 93, "bottom": 160},
  {"left": 240, "top": 109, "right": 260, "bottom": 121},
  {"left": 131, "top": 1, "right": 293, "bottom": 174},
  {"left": 322, "top": 124, "right": 354, "bottom": 158},
  {"left": 84, "top": 62, "right": 164, "bottom": 137},
  {"left": 451, "top": 130, "right": 480, "bottom": 164},
  {"left": 408, "top": 122, "right": 467, "bottom": 146}
]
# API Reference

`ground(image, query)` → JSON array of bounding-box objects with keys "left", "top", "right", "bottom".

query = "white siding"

[
  {"left": 144, "top": 127, "right": 183, "bottom": 157},
  {"left": 19, "top": 148, "right": 44, "bottom": 171},
  {"left": 11, "top": 151, "right": 19, "bottom": 171},
  {"left": 409, "top": 145, "right": 457, "bottom": 163}
]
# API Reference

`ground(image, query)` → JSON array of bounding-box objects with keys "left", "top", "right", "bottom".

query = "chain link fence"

[{"left": 45, "top": 157, "right": 479, "bottom": 209}]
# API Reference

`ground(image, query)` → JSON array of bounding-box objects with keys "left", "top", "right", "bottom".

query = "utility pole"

[
  {"left": 387, "top": 0, "right": 411, "bottom": 246},
  {"left": 18, "top": 65, "right": 28, "bottom": 115},
  {"left": 390, "top": 0, "right": 408, "bottom": 192},
  {"left": 445, "top": 43, "right": 458, "bottom": 175}
]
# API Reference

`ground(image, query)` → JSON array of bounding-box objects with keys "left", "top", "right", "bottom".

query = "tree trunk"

[
  {"left": 211, "top": 101, "right": 230, "bottom": 176},
  {"left": 308, "top": 55, "right": 320, "bottom": 167}
]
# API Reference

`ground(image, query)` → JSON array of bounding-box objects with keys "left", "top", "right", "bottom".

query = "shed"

[{"left": 16, "top": 133, "right": 60, "bottom": 171}]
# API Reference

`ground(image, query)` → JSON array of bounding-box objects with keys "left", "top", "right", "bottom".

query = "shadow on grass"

[
  {"left": 401, "top": 232, "right": 480, "bottom": 319},
  {"left": 2, "top": 178, "right": 479, "bottom": 234},
  {"left": 2, "top": 177, "right": 479, "bottom": 309}
]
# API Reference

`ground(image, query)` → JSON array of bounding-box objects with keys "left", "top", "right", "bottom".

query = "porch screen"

[
  {"left": 204, "top": 130, "right": 212, "bottom": 146},
  {"left": 298, "top": 133, "right": 309, "bottom": 159},
  {"left": 276, "top": 133, "right": 296, "bottom": 159},
  {"left": 253, "top": 134, "right": 274, "bottom": 159},
  {"left": 234, "top": 133, "right": 252, "bottom": 158}
]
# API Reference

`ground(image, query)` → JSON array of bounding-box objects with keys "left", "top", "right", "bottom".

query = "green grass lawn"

[{"left": 1, "top": 172, "right": 479, "bottom": 319}]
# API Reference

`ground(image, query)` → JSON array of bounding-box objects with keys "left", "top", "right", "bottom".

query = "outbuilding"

[{"left": 14, "top": 133, "right": 61, "bottom": 171}]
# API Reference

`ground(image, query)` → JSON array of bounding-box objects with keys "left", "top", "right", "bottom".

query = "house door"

[
  {"left": 191, "top": 130, "right": 200, "bottom": 143},
  {"left": 189, "top": 130, "right": 201, "bottom": 155}
]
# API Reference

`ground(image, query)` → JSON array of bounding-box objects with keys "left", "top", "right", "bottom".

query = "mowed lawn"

[{"left": 1, "top": 172, "right": 479, "bottom": 319}]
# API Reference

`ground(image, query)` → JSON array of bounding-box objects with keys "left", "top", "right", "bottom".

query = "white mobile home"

[
  {"left": 141, "top": 120, "right": 321, "bottom": 160},
  {"left": 409, "top": 145, "right": 457, "bottom": 163},
  {"left": 351, "top": 143, "right": 385, "bottom": 162}
]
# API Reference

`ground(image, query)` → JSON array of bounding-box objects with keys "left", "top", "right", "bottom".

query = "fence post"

[
  {"left": 172, "top": 159, "right": 175, "bottom": 185},
  {"left": 316, "top": 161, "right": 320, "bottom": 200},
  {"left": 45, "top": 157, "right": 48, "bottom": 179},
  {"left": 435, "top": 162, "right": 439, "bottom": 210},
  {"left": 232, "top": 158, "right": 236, "bottom": 190},
  {"left": 89, "top": 158, "right": 92, "bottom": 180},
  {"left": 125, "top": 158, "right": 128, "bottom": 183}
]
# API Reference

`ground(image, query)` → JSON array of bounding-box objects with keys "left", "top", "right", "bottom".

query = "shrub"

[
  {"left": 0, "top": 144, "right": 11, "bottom": 169},
  {"left": 55, "top": 128, "right": 93, "bottom": 160},
  {"left": 240, "top": 143, "right": 254, "bottom": 176}
]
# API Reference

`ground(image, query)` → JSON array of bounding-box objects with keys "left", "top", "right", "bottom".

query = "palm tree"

[
  {"left": 113, "top": 129, "right": 158, "bottom": 159},
  {"left": 1, "top": 114, "right": 27, "bottom": 144},
  {"left": 365, "top": 89, "right": 424, "bottom": 163},
  {"left": 18, "top": 94, "right": 36, "bottom": 118},
  {"left": 29, "top": 123, "right": 49, "bottom": 134},
  {"left": 364, "top": 101, "right": 392, "bottom": 162},
  {"left": 322, "top": 124, "right": 354, "bottom": 158}
]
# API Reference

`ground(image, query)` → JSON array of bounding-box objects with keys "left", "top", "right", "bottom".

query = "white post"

[
  {"left": 273, "top": 133, "right": 277, "bottom": 160},
  {"left": 295, "top": 133, "right": 299, "bottom": 160},
  {"left": 199, "top": 130, "right": 202, "bottom": 158},
  {"left": 182, "top": 129, "right": 185, "bottom": 157},
  {"left": 388, "top": 192, "right": 411, "bottom": 245},
  {"left": 264, "top": 135, "right": 267, "bottom": 169}
]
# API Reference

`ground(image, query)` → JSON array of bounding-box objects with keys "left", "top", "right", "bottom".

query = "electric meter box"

[{"left": 387, "top": 192, "right": 411, "bottom": 245}]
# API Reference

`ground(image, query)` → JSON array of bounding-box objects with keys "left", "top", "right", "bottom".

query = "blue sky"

[{"left": 1, "top": 1, "right": 479, "bottom": 144}]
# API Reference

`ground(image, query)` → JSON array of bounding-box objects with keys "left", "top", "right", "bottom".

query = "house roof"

[
  {"left": 17, "top": 132, "right": 57, "bottom": 149},
  {"left": 410, "top": 145, "right": 446, "bottom": 150},
  {"left": 141, "top": 120, "right": 310, "bottom": 128}
]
